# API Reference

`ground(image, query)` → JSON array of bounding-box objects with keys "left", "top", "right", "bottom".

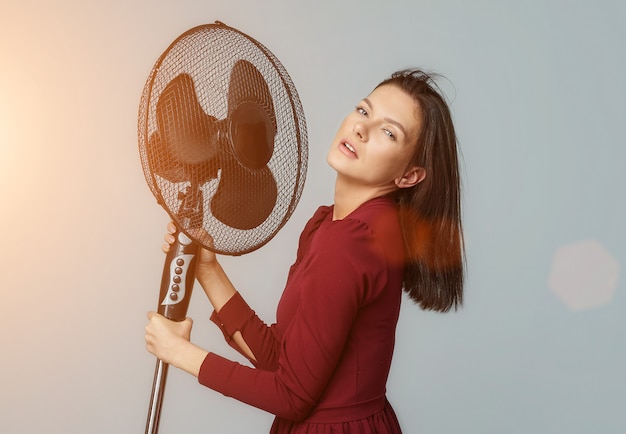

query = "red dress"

[{"left": 198, "top": 197, "right": 405, "bottom": 433}]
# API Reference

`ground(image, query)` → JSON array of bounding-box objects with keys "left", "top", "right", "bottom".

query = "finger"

[
  {"left": 164, "top": 232, "right": 176, "bottom": 244},
  {"left": 167, "top": 221, "right": 177, "bottom": 234}
]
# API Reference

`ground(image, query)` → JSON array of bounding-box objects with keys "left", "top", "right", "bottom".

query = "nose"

[{"left": 354, "top": 121, "right": 368, "bottom": 141}]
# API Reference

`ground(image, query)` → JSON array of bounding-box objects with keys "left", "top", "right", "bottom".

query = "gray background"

[{"left": 1, "top": 0, "right": 624, "bottom": 433}]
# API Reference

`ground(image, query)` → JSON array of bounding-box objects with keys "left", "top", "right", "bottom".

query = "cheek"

[{"left": 383, "top": 148, "right": 414, "bottom": 177}]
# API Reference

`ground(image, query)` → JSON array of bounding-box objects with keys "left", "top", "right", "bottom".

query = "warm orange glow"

[
  {"left": 0, "top": 90, "right": 16, "bottom": 203},
  {"left": 0, "top": 94, "right": 8, "bottom": 165}
]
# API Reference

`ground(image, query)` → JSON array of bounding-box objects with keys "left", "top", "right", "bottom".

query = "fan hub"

[{"left": 229, "top": 100, "right": 274, "bottom": 170}]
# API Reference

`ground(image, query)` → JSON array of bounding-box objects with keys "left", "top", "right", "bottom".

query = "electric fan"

[{"left": 137, "top": 22, "right": 307, "bottom": 433}]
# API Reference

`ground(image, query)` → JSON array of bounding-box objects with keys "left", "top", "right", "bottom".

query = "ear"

[{"left": 395, "top": 166, "right": 426, "bottom": 189}]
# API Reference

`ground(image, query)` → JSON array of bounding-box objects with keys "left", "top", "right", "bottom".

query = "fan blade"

[
  {"left": 211, "top": 163, "right": 278, "bottom": 230},
  {"left": 152, "top": 73, "right": 220, "bottom": 183},
  {"left": 210, "top": 59, "right": 279, "bottom": 229},
  {"left": 228, "top": 60, "right": 277, "bottom": 131},
  {"left": 147, "top": 131, "right": 187, "bottom": 183}
]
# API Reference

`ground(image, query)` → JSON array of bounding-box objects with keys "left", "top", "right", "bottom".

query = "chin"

[
  {"left": 326, "top": 149, "right": 341, "bottom": 172},
  {"left": 326, "top": 148, "right": 338, "bottom": 169}
]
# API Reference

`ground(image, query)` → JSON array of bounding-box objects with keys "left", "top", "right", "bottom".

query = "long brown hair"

[{"left": 379, "top": 69, "right": 465, "bottom": 312}]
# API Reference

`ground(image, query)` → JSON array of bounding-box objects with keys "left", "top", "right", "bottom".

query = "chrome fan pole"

[
  {"left": 146, "top": 359, "right": 169, "bottom": 434},
  {"left": 144, "top": 197, "right": 200, "bottom": 434}
]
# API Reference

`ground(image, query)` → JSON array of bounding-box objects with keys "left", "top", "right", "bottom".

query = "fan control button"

[{"left": 160, "top": 253, "right": 195, "bottom": 307}]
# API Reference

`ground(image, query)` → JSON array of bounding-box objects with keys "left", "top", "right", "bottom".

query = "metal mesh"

[{"left": 138, "top": 22, "right": 307, "bottom": 255}]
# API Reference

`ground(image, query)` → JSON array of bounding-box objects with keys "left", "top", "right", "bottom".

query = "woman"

[{"left": 145, "top": 69, "right": 465, "bottom": 433}]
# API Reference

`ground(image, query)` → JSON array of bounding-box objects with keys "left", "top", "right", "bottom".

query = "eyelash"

[{"left": 355, "top": 106, "right": 396, "bottom": 140}]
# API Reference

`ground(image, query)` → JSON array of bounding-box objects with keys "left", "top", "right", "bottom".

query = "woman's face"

[{"left": 327, "top": 84, "right": 424, "bottom": 193}]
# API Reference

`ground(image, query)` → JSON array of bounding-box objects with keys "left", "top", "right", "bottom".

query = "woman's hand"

[
  {"left": 161, "top": 222, "right": 237, "bottom": 312},
  {"left": 145, "top": 312, "right": 208, "bottom": 377},
  {"left": 145, "top": 312, "right": 193, "bottom": 364},
  {"left": 162, "top": 221, "right": 218, "bottom": 272}
]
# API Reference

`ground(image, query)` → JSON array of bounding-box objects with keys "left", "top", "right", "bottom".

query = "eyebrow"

[{"left": 363, "top": 97, "right": 409, "bottom": 137}]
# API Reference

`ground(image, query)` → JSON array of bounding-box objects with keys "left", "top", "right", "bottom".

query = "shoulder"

[
  {"left": 286, "top": 199, "right": 404, "bottom": 305},
  {"left": 334, "top": 198, "right": 403, "bottom": 252},
  {"left": 293, "top": 205, "right": 332, "bottom": 259},
  {"left": 295, "top": 198, "right": 404, "bottom": 266},
  {"left": 315, "top": 198, "right": 404, "bottom": 265}
]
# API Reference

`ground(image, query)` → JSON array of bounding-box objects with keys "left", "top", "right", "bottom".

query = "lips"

[{"left": 339, "top": 140, "right": 358, "bottom": 158}]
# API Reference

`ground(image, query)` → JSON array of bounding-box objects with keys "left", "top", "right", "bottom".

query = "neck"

[{"left": 332, "top": 174, "right": 394, "bottom": 220}]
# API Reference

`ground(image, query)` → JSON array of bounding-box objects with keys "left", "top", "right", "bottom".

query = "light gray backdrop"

[{"left": 1, "top": 0, "right": 624, "bottom": 433}]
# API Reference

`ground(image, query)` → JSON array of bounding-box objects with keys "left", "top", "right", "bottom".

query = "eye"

[
  {"left": 383, "top": 129, "right": 396, "bottom": 140},
  {"left": 356, "top": 106, "right": 368, "bottom": 116}
]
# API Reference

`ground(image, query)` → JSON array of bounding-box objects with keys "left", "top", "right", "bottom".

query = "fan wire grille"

[{"left": 138, "top": 23, "right": 307, "bottom": 255}]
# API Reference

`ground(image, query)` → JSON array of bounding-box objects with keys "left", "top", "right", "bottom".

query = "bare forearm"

[
  {"left": 196, "top": 261, "right": 237, "bottom": 313},
  {"left": 196, "top": 262, "right": 257, "bottom": 362},
  {"left": 145, "top": 313, "right": 208, "bottom": 377},
  {"left": 170, "top": 341, "right": 209, "bottom": 378}
]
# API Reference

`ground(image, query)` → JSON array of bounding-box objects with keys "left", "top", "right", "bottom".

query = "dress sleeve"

[
  {"left": 208, "top": 205, "right": 332, "bottom": 371},
  {"left": 210, "top": 292, "right": 281, "bottom": 370},
  {"left": 198, "top": 217, "right": 389, "bottom": 421}
]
